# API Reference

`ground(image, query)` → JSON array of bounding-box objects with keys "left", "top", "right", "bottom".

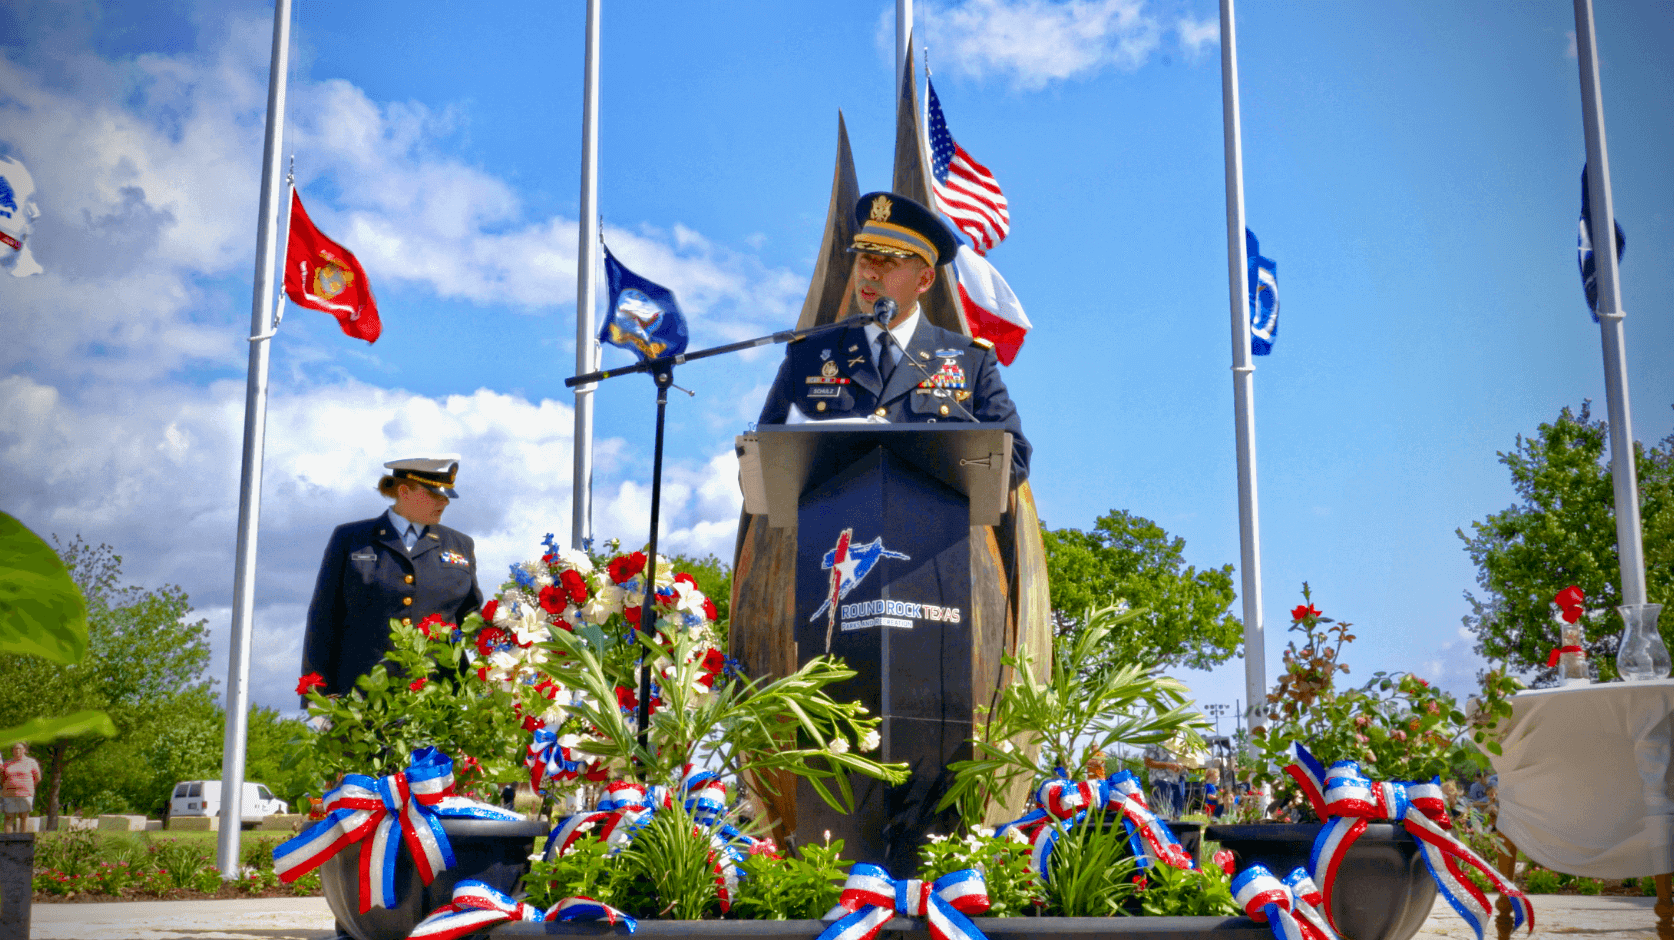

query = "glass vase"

[{"left": 1615, "top": 603, "right": 1669, "bottom": 681}]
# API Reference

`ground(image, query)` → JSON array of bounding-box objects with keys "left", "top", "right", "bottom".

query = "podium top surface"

[{"left": 744, "top": 424, "right": 1013, "bottom": 527}]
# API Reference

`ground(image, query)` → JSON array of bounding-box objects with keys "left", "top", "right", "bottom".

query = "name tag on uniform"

[
  {"left": 439, "top": 550, "right": 470, "bottom": 566},
  {"left": 806, "top": 386, "right": 843, "bottom": 398},
  {"left": 350, "top": 550, "right": 376, "bottom": 562}
]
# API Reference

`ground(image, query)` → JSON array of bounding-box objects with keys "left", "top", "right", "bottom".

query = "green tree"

[
  {"left": 1458, "top": 402, "right": 1674, "bottom": 682},
  {"left": 1041, "top": 510, "right": 1243, "bottom": 670},
  {"left": 0, "top": 537, "right": 212, "bottom": 827}
]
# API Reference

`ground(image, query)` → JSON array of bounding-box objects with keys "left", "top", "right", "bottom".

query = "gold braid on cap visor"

[{"left": 851, "top": 220, "right": 936, "bottom": 267}]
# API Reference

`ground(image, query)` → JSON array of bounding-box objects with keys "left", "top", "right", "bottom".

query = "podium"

[{"left": 733, "top": 425, "right": 1043, "bottom": 874}]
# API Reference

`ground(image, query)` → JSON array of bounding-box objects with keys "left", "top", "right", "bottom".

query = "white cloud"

[
  {"left": 1176, "top": 15, "right": 1219, "bottom": 57},
  {"left": 919, "top": 0, "right": 1161, "bottom": 89}
]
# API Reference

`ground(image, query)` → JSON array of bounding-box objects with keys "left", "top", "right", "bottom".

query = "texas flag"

[
  {"left": 951, "top": 245, "right": 1031, "bottom": 366},
  {"left": 283, "top": 190, "right": 381, "bottom": 343}
]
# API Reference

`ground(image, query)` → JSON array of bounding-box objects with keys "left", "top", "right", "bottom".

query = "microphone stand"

[{"left": 565, "top": 312, "right": 875, "bottom": 759}]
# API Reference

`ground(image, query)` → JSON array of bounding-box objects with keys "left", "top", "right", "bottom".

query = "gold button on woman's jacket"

[
  {"left": 404, "top": 575, "right": 414, "bottom": 584},
  {"left": 402, "top": 596, "right": 413, "bottom": 606}
]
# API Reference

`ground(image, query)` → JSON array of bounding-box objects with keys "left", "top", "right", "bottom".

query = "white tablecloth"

[{"left": 1491, "top": 679, "right": 1674, "bottom": 878}]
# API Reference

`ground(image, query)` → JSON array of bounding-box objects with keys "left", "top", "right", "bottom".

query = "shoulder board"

[{"left": 970, "top": 336, "right": 995, "bottom": 350}]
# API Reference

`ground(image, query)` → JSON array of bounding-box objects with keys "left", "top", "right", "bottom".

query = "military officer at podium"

[
  {"left": 757, "top": 191, "right": 1031, "bottom": 483},
  {"left": 302, "top": 455, "right": 483, "bottom": 700}
]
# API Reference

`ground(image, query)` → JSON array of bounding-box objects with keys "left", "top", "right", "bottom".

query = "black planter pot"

[
  {"left": 492, "top": 915, "right": 1272, "bottom": 939},
  {"left": 1205, "top": 823, "right": 1436, "bottom": 940},
  {"left": 322, "top": 816, "right": 550, "bottom": 940}
]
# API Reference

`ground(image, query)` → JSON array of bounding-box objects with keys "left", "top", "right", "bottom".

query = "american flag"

[{"left": 927, "top": 79, "right": 1009, "bottom": 255}]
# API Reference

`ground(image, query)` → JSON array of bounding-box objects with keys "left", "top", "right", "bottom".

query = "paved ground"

[{"left": 27, "top": 893, "right": 1670, "bottom": 939}]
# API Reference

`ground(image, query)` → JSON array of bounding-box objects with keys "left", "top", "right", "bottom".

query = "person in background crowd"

[
  {"left": 1204, "top": 767, "right": 1223, "bottom": 818},
  {"left": 1143, "top": 740, "right": 1186, "bottom": 820},
  {"left": 2, "top": 742, "right": 42, "bottom": 833}
]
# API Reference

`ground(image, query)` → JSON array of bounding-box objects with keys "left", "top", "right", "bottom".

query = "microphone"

[{"left": 872, "top": 297, "right": 898, "bottom": 327}]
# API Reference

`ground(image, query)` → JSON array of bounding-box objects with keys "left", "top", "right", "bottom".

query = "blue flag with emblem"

[
  {"left": 1578, "top": 164, "right": 1625, "bottom": 323},
  {"left": 600, "top": 245, "right": 689, "bottom": 362},
  {"left": 1247, "top": 228, "right": 1279, "bottom": 356}
]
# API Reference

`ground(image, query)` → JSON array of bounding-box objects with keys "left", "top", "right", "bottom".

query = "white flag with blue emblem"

[
  {"left": 1247, "top": 228, "right": 1278, "bottom": 355},
  {"left": 0, "top": 156, "right": 43, "bottom": 277}
]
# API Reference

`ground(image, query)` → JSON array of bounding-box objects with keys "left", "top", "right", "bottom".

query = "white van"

[{"left": 167, "top": 781, "right": 288, "bottom": 826}]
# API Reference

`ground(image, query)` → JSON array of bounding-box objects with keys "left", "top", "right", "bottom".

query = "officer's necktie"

[
  {"left": 403, "top": 524, "right": 422, "bottom": 551},
  {"left": 876, "top": 331, "right": 896, "bottom": 384}
]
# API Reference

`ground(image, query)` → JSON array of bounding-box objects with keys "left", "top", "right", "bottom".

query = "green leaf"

[
  {"left": 0, "top": 709, "right": 116, "bottom": 746},
  {"left": 0, "top": 512, "right": 89, "bottom": 663}
]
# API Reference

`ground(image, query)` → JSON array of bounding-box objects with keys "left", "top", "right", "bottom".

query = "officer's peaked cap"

[
  {"left": 849, "top": 192, "right": 960, "bottom": 267},
  {"left": 383, "top": 454, "right": 461, "bottom": 499}
]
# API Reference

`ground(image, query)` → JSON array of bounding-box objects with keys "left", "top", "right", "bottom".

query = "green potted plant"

[{"left": 1209, "top": 585, "right": 1515, "bottom": 940}]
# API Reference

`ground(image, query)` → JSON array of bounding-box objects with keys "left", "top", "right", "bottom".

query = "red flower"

[
  {"left": 701, "top": 648, "right": 726, "bottom": 675},
  {"left": 476, "top": 666, "right": 491, "bottom": 682},
  {"left": 417, "top": 613, "right": 450, "bottom": 639},
  {"left": 584, "top": 761, "right": 610, "bottom": 782},
  {"left": 296, "top": 672, "right": 326, "bottom": 696},
  {"left": 702, "top": 596, "right": 719, "bottom": 622},
  {"left": 539, "top": 584, "right": 567, "bottom": 615},
  {"left": 1554, "top": 585, "right": 1585, "bottom": 608},
  {"left": 560, "top": 569, "right": 590, "bottom": 605},
  {"left": 748, "top": 839, "right": 782, "bottom": 859},
  {"left": 521, "top": 714, "right": 541, "bottom": 732},
  {"left": 608, "top": 551, "right": 647, "bottom": 584},
  {"left": 1212, "top": 849, "right": 1237, "bottom": 876},
  {"left": 541, "top": 553, "right": 556, "bottom": 564},
  {"left": 408, "top": 678, "right": 426, "bottom": 692},
  {"left": 476, "top": 625, "right": 509, "bottom": 656},
  {"left": 1291, "top": 603, "right": 1322, "bottom": 622},
  {"left": 624, "top": 605, "right": 643, "bottom": 629},
  {"left": 674, "top": 572, "right": 698, "bottom": 590},
  {"left": 481, "top": 600, "right": 498, "bottom": 624},
  {"left": 1560, "top": 605, "right": 1583, "bottom": 624},
  {"left": 615, "top": 685, "right": 637, "bottom": 711},
  {"left": 1131, "top": 875, "right": 1148, "bottom": 889}
]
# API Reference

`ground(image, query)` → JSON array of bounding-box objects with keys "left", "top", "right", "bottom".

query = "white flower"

[
  {"left": 973, "top": 826, "right": 996, "bottom": 839},
  {"left": 858, "top": 728, "right": 881, "bottom": 752},
  {"left": 511, "top": 605, "right": 550, "bottom": 646},
  {"left": 1001, "top": 826, "right": 1029, "bottom": 844},
  {"left": 556, "top": 547, "right": 595, "bottom": 574},
  {"left": 827, "top": 737, "right": 850, "bottom": 755}
]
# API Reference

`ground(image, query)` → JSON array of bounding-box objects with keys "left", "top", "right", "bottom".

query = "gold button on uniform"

[
  {"left": 875, "top": 408, "right": 887, "bottom": 417},
  {"left": 404, "top": 575, "right": 414, "bottom": 584},
  {"left": 403, "top": 597, "right": 413, "bottom": 606},
  {"left": 940, "top": 405, "right": 950, "bottom": 416},
  {"left": 816, "top": 402, "right": 826, "bottom": 412},
  {"left": 402, "top": 617, "right": 413, "bottom": 626}
]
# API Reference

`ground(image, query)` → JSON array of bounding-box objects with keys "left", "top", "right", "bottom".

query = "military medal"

[{"left": 805, "top": 360, "right": 849, "bottom": 385}]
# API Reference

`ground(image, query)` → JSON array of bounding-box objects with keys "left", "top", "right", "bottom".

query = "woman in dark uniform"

[{"left": 301, "top": 455, "right": 483, "bottom": 699}]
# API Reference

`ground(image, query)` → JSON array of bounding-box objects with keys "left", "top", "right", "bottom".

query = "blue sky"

[{"left": 2, "top": 0, "right": 1670, "bottom": 725}]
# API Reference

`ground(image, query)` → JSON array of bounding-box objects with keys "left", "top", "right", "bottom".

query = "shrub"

[
  {"left": 730, "top": 838, "right": 849, "bottom": 921},
  {"left": 1523, "top": 868, "right": 1562, "bottom": 893}
]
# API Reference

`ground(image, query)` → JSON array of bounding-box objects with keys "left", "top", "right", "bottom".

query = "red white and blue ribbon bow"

[
  {"left": 527, "top": 724, "right": 585, "bottom": 792},
  {"left": 817, "top": 864, "right": 990, "bottom": 940},
  {"left": 273, "top": 746, "right": 459, "bottom": 912},
  {"left": 1286, "top": 744, "right": 1533, "bottom": 940},
  {"left": 1233, "top": 864, "right": 1340, "bottom": 940},
  {"left": 409, "top": 880, "right": 637, "bottom": 940},
  {"left": 544, "top": 769, "right": 760, "bottom": 913},
  {"left": 995, "top": 770, "right": 1192, "bottom": 881}
]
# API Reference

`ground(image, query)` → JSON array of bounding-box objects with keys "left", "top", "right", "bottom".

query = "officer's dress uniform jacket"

[
  {"left": 758, "top": 318, "right": 1032, "bottom": 483},
  {"left": 302, "top": 514, "right": 483, "bottom": 697}
]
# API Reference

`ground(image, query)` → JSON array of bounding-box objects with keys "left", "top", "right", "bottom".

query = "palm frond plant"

[{"left": 940, "top": 604, "right": 1211, "bottom": 828}]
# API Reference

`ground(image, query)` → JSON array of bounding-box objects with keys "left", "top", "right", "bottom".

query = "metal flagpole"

[
  {"left": 1218, "top": 0, "right": 1267, "bottom": 748},
  {"left": 218, "top": 0, "right": 292, "bottom": 878},
  {"left": 572, "top": 0, "right": 602, "bottom": 552},
  {"left": 1573, "top": 0, "right": 1648, "bottom": 607},
  {"left": 896, "top": 0, "right": 913, "bottom": 97}
]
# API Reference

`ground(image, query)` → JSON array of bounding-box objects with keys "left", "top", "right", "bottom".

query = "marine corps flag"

[{"left": 284, "top": 190, "right": 381, "bottom": 343}]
